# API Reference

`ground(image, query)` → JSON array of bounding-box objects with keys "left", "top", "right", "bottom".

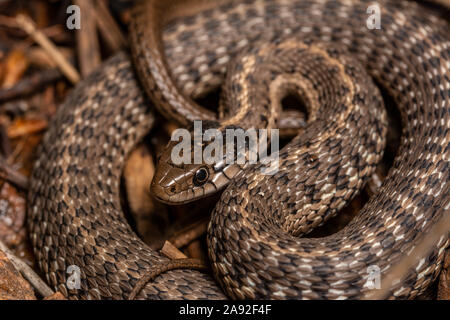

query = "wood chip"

[{"left": 161, "top": 241, "right": 188, "bottom": 260}]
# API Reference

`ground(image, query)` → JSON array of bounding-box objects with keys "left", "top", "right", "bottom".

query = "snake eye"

[{"left": 193, "top": 167, "right": 209, "bottom": 186}]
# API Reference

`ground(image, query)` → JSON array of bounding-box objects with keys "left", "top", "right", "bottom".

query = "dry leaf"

[
  {"left": 7, "top": 118, "right": 48, "bottom": 139},
  {"left": 0, "top": 249, "right": 36, "bottom": 300},
  {"left": 1, "top": 50, "right": 29, "bottom": 89},
  {"left": 123, "top": 143, "right": 169, "bottom": 250},
  {"left": 43, "top": 292, "right": 67, "bottom": 300}
]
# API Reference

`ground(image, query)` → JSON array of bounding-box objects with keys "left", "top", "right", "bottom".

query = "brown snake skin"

[{"left": 28, "top": 0, "right": 449, "bottom": 299}]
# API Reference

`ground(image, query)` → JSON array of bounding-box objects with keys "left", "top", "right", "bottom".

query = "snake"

[{"left": 27, "top": 0, "right": 449, "bottom": 300}]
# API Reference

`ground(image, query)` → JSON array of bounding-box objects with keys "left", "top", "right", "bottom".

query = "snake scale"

[{"left": 27, "top": 0, "right": 449, "bottom": 299}]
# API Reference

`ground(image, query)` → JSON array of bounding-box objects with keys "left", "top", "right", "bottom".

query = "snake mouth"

[{"left": 150, "top": 180, "right": 198, "bottom": 205}]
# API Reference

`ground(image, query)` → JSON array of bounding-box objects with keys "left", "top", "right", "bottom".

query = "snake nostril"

[{"left": 170, "top": 186, "right": 176, "bottom": 193}]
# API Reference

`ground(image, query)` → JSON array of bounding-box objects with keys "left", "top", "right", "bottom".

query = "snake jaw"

[
  {"left": 150, "top": 184, "right": 192, "bottom": 204},
  {"left": 150, "top": 164, "right": 193, "bottom": 204},
  {"left": 150, "top": 150, "right": 215, "bottom": 204}
]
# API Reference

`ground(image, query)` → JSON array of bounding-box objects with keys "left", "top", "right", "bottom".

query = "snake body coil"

[{"left": 28, "top": 0, "right": 449, "bottom": 299}]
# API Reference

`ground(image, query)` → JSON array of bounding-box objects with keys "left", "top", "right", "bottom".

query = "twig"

[
  {"left": 0, "top": 124, "right": 12, "bottom": 157},
  {"left": 15, "top": 14, "right": 80, "bottom": 84},
  {"left": 161, "top": 241, "right": 188, "bottom": 259},
  {"left": 0, "top": 240, "right": 54, "bottom": 298},
  {"left": 0, "top": 157, "right": 28, "bottom": 190},
  {"left": 75, "top": 0, "right": 101, "bottom": 77},
  {"left": 95, "top": 0, "right": 127, "bottom": 52},
  {"left": 27, "top": 47, "right": 74, "bottom": 69},
  {"left": 0, "top": 68, "right": 62, "bottom": 103},
  {"left": 431, "top": 0, "right": 450, "bottom": 9},
  {"left": 0, "top": 14, "right": 18, "bottom": 29},
  {"left": 0, "top": 15, "right": 69, "bottom": 43},
  {"left": 168, "top": 217, "right": 209, "bottom": 249}
]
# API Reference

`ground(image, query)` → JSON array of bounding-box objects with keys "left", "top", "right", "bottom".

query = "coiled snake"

[{"left": 28, "top": 0, "right": 449, "bottom": 299}]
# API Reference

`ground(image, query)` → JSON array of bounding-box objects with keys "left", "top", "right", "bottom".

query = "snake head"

[{"left": 151, "top": 139, "right": 241, "bottom": 204}]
